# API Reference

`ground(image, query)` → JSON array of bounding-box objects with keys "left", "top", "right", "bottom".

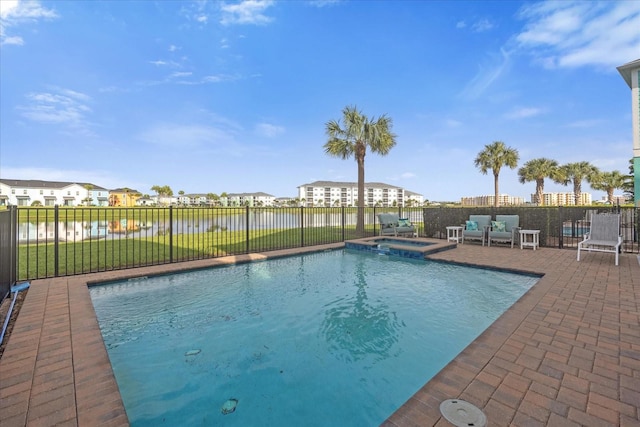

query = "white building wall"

[{"left": 298, "top": 182, "right": 414, "bottom": 207}]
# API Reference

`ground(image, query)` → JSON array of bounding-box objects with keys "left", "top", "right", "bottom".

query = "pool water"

[{"left": 90, "top": 250, "right": 538, "bottom": 427}]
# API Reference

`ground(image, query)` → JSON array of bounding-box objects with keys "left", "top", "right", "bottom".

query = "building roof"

[
  {"left": 110, "top": 188, "right": 141, "bottom": 193},
  {"left": 0, "top": 179, "right": 108, "bottom": 191},
  {"left": 227, "top": 192, "right": 275, "bottom": 197},
  {"left": 617, "top": 58, "right": 640, "bottom": 88},
  {"left": 298, "top": 180, "right": 403, "bottom": 189}
]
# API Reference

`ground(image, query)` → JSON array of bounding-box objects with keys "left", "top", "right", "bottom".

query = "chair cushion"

[
  {"left": 491, "top": 220, "right": 506, "bottom": 232},
  {"left": 398, "top": 218, "right": 411, "bottom": 227},
  {"left": 465, "top": 220, "right": 478, "bottom": 231}
]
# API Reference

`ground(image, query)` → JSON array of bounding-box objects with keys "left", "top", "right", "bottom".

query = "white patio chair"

[{"left": 576, "top": 213, "right": 622, "bottom": 266}]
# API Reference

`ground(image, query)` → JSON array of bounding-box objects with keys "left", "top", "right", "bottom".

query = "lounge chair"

[
  {"left": 487, "top": 215, "right": 520, "bottom": 248},
  {"left": 377, "top": 213, "right": 416, "bottom": 237},
  {"left": 577, "top": 213, "right": 622, "bottom": 266},
  {"left": 461, "top": 215, "right": 491, "bottom": 246}
]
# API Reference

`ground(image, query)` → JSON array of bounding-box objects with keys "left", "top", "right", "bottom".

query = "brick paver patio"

[{"left": 1, "top": 243, "right": 638, "bottom": 426}]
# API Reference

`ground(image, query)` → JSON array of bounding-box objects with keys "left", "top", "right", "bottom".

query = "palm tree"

[
  {"left": 518, "top": 158, "right": 560, "bottom": 205},
  {"left": 590, "top": 170, "right": 627, "bottom": 204},
  {"left": 83, "top": 184, "right": 94, "bottom": 206},
  {"left": 474, "top": 141, "right": 519, "bottom": 207},
  {"left": 558, "top": 161, "right": 600, "bottom": 205},
  {"left": 324, "top": 106, "right": 397, "bottom": 234},
  {"left": 151, "top": 185, "right": 173, "bottom": 206}
]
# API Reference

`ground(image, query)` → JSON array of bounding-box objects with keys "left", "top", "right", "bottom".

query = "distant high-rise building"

[
  {"left": 531, "top": 192, "right": 592, "bottom": 206},
  {"left": 460, "top": 195, "right": 525, "bottom": 206}
]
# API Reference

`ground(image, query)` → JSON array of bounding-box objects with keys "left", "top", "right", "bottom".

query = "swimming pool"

[{"left": 90, "top": 249, "right": 538, "bottom": 426}]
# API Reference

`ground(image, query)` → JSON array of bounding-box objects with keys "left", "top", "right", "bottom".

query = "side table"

[
  {"left": 446, "top": 226, "right": 463, "bottom": 243},
  {"left": 519, "top": 229, "right": 540, "bottom": 250}
]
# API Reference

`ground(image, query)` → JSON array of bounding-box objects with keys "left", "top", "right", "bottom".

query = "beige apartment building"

[
  {"left": 461, "top": 195, "right": 525, "bottom": 206},
  {"left": 533, "top": 192, "right": 592, "bottom": 206}
]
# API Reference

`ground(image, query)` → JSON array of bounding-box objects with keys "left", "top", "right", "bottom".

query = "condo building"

[
  {"left": 297, "top": 181, "right": 423, "bottom": 207},
  {"left": 531, "top": 192, "right": 593, "bottom": 206},
  {"left": 461, "top": 195, "right": 525, "bottom": 206}
]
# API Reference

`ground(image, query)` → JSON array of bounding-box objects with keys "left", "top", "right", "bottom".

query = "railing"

[
  {"left": 0, "top": 207, "right": 18, "bottom": 299},
  {"left": 10, "top": 205, "right": 419, "bottom": 282},
  {"left": 2, "top": 205, "right": 638, "bottom": 284}
]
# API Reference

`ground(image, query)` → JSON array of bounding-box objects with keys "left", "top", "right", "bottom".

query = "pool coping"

[{"left": 1, "top": 241, "right": 639, "bottom": 426}]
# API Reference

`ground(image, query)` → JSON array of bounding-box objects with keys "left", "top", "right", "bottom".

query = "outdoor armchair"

[
  {"left": 461, "top": 215, "right": 491, "bottom": 246},
  {"left": 577, "top": 213, "right": 622, "bottom": 266},
  {"left": 377, "top": 213, "right": 416, "bottom": 237},
  {"left": 487, "top": 215, "right": 520, "bottom": 248}
]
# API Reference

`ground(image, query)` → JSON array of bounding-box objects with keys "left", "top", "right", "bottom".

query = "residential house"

[
  {"left": 109, "top": 188, "right": 141, "bottom": 207},
  {"left": 0, "top": 179, "right": 109, "bottom": 207}
]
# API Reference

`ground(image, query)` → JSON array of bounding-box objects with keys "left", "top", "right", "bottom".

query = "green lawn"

[{"left": 18, "top": 226, "right": 374, "bottom": 280}]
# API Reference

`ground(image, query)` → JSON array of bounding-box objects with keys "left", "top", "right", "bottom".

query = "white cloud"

[
  {"left": 17, "top": 87, "right": 95, "bottom": 136},
  {"left": 137, "top": 124, "right": 236, "bottom": 150},
  {"left": 456, "top": 20, "right": 466, "bottom": 29},
  {"left": 0, "top": 0, "right": 58, "bottom": 45},
  {"left": 149, "top": 59, "right": 181, "bottom": 67},
  {"left": 170, "top": 71, "right": 193, "bottom": 78},
  {"left": 220, "top": 0, "right": 274, "bottom": 26},
  {"left": 504, "top": 107, "right": 544, "bottom": 119},
  {"left": 460, "top": 48, "right": 511, "bottom": 99},
  {"left": 516, "top": 1, "right": 640, "bottom": 69},
  {"left": 472, "top": 18, "right": 494, "bottom": 32},
  {"left": 308, "top": 0, "right": 341, "bottom": 7},
  {"left": 255, "top": 123, "right": 284, "bottom": 138},
  {"left": 445, "top": 119, "right": 462, "bottom": 128}
]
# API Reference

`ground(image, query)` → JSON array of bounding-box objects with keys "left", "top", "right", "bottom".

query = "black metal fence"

[
  {"left": 1, "top": 205, "right": 638, "bottom": 287},
  {"left": 0, "top": 207, "right": 18, "bottom": 300}
]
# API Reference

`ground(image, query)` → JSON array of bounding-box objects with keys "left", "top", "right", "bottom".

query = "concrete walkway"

[{"left": 1, "top": 243, "right": 638, "bottom": 426}]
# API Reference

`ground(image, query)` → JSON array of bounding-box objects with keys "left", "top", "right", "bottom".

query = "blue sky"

[{"left": 1, "top": 0, "right": 639, "bottom": 201}]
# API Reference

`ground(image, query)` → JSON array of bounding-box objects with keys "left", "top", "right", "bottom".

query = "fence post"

[
  {"left": 341, "top": 206, "right": 345, "bottom": 241},
  {"left": 169, "top": 206, "right": 173, "bottom": 263},
  {"left": 558, "top": 206, "right": 563, "bottom": 249},
  {"left": 10, "top": 206, "right": 17, "bottom": 285},
  {"left": 300, "top": 207, "right": 304, "bottom": 247},
  {"left": 245, "top": 206, "right": 250, "bottom": 254},
  {"left": 54, "top": 205, "right": 59, "bottom": 277}
]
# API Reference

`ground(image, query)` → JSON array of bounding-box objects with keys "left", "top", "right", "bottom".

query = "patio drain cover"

[{"left": 439, "top": 399, "right": 487, "bottom": 427}]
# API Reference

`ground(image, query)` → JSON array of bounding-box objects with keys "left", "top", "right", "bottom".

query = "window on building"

[
  {"left": 68, "top": 191, "right": 71, "bottom": 195},
  {"left": 11, "top": 189, "right": 15, "bottom": 194},
  {"left": 76, "top": 191, "right": 80, "bottom": 195},
  {"left": 23, "top": 189, "right": 27, "bottom": 195},
  {"left": 40, "top": 190, "right": 43, "bottom": 195}
]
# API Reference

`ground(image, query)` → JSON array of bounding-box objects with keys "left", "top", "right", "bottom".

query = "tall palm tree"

[
  {"left": 558, "top": 161, "right": 600, "bottom": 205},
  {"left": 518, "top": 158, "right": 560, "bottom": 205},
  {"left": 324, "top": 106, "right": 397, "bottom": 234},
  {"left": 590, "top": 170, "right": 627, "bottom": 204},
  {"left": 474, "top": 141, "right": 519, "bottom": 207}
]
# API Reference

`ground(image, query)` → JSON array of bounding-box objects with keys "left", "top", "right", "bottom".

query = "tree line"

[{"left": 474, "top": 141, "right": 634, "bottom": 207}]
